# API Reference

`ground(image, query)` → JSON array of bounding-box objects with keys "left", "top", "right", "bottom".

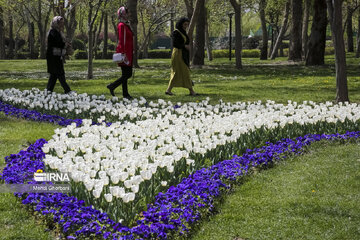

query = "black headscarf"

[{"left": 175, "top": 17, "right": 190, "bottom": 36}]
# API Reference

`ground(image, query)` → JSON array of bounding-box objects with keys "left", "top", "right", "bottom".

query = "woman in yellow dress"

[{"left": 165, "top": 17, "right": 197, "bottom": 96}]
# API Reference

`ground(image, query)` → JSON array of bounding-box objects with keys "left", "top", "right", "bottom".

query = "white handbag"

[
  {"left": 113, "top": 25, "right": 128, "bottom": 64},
  {"left": 112, "top": 53, "right": 125, "bottom": 63}
]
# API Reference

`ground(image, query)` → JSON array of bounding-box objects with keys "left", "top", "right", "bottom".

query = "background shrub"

[
  {"left": 139, "top": 49, "right": 172, "bottom": 59},
  {"left": 95, "top": 51, "right": 114, "bottom": 59},
  {"left": 74, "top": 50, "right": 88, "bottom": 59},
  {"left": 72, "top": 38, "right": 86, "bottom": 51},
  {"left": 243, "top": 37, "right": 260, "bottom": 49}
]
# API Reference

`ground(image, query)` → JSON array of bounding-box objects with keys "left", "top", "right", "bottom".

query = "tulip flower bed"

[{"left": 1, "top": 88, "right": 360, "bottom": 239}]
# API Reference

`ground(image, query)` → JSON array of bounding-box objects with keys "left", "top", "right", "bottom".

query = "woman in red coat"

[{"left": 107, "top": 6, "right": 133, "bottom": 99}]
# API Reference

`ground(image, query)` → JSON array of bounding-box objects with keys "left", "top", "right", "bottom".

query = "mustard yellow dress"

[{"left": 168, "top": 29, "right": 192, "bottom": 89}]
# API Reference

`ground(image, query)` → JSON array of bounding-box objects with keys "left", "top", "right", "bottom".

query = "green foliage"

[
  {"left": 73, "top": 50, "right": 88, "bottom": 59},
  {"left": 242, "top": 49, "right": 261, "bottom": 58},
  {"left": 325, "top": 47, "right": 335, "bottom": 55},
  {"left": 95, "top": 51, "right": 114, "bottom": 59},
  {"left": 212, "top": 49, "right": 261, "bottom": 58},
  {"left": 243, "top": 36, "right": 260, "bottom": 49},
  {"left": 71, "top": 38, "right": 86, "bottom": 51},
  {"left": 139, "top": 49, "right": 172, "bottom": 59}
]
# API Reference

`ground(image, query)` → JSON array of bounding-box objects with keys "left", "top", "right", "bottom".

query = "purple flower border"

[
  {"left": 0, "top": 100, "right": 83, "bottom": 127},
  {"left": 2, "top": 132, "right": 359, "bottom": 239}
]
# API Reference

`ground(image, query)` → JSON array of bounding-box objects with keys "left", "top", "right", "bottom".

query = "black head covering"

[{"left": 175, "top": 17, "right": 190, "bottom": 35}]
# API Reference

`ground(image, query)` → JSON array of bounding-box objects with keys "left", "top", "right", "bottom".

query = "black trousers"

[
  {"left": 47, "top": 73, "right": 71, "bottom": 94},
  {"left": 107, "top": 66, "right": 132, "bottom": 96}
]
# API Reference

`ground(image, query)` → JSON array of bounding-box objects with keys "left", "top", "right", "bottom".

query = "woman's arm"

[{"left": 116, "top": 23, "right": 126, "bottom": 53}]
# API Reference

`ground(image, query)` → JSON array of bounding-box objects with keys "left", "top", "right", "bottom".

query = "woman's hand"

[{"left": 124, "top": 54, "right": 129, "bottom": 64}]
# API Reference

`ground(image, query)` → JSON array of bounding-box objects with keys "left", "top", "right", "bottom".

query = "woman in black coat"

[{"left": 46, "top": 16, "right": 71, "bottom": 94}]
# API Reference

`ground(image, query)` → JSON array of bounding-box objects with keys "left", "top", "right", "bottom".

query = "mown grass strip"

[{"left": 191, "top": 142, "right": 360, "bottom": 240}]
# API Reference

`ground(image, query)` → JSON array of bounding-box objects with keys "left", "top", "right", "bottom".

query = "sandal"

[{"left": 165, "top": 91, "right": 174, "bottom": 96}]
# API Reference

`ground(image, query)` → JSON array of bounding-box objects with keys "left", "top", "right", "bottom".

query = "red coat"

[{"left": 116, "top": 22, "right": 133, "bottom": 67}]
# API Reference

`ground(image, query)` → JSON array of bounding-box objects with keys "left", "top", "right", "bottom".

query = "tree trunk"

[
  {"left": 127, "top": 0, "right": 139, "bottom": 67},
  {"left": 184, "top": 0, "right": 194, "bottom": 58},
  {"left": 302, "top": 0, "right": 310, "bottom": 59},
  {"left": 205, "top": 9, "right": 212, "bottom": 61},
  {"left": 94, "top": 12, "right": 104, "bottom": 59},
  {"left": 305, "top": 0, "right": 327, "bottom": 65},
  {"left": 230, "top": 0, "right": 242, "bottom": 69},
  {"left": 102, "top": 12, "right": 108, "bottom": 59},
  {"left": 192, "top": 0, "right": 205, "bottom": 66},
  {"left": 259, "top": 0, "right": 268, "bottom": 60},
  {"left": 8, "top": 14, "right": 14, "bottom": 59},
  {"left": 87, "top": 3, "right": 94, "bottom": 79},
  {"left": 26, "top": 8, "right": 36, "bottom": 59},
  {"left": 270, "top": 0, "right": 290, "bottom": 60},
  {"left": 187, "top": 0, "right": 204, "bottom": 63},
  {"left": 356, "top": 11, "right": 360, "bottom": 58},
  {"left": 170, "top": 10, "right": 174, "bottom": 50},
  {"left": 87, "top": 0, "right": 104, "bottom": 79},
  {"left": 327, "top": 0, "right": 349, "bottom": 102},
  {"left": 0, "top": 7, "right": 5, "bottom": 59},
  {"left": 346, "top": 4, "right": 354, "bottom": 52},
  {"left": 288, "top": 0, "right": 302, "bottom": 61},
  {"left": 65, "top": 3, "right": 77, "bottom": 53}
]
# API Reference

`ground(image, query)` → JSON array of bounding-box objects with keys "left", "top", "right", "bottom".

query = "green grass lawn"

[
  {"left": 0, "top": 56, "right": 360, "bottom": 239},
  {"left": 0, "top": 53, "right": 359, "bottom": 104},
  {"left": 0, "top": 114, "right": 58, "bottom": 240},
  {"left": 191, "top": 142, "right": 360, "bottom": 240}
]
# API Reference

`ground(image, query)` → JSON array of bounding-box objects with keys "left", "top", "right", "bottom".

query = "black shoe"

[
  {"left": 107, "top": 85, "right": 115, "bottom": 96},
  {"left": 123, "top": 94, "right": 133, "bottom": 100}
]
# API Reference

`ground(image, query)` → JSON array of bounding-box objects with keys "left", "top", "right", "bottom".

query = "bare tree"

[
  {"left": 259, "top": 0, "right": 268, "bottom": 60},
  {"left": 23, "top": 0, "right": 53, "bottom": 59},
  {"left": 326, "top": 0, "right": 349, "bottom": 102},
  {"left": 24, "top": 8, "right": 36, "bottom": 59},
  {"left": 86, "top": 0, "right": 105, "bottom": 79},
  {"left": 230, "top": 0, "right": 242, "bottom": 69},
  {"left": 288, "top": 0, "right": 302, "bottom": 61},
  {"left": 204, "top": 8, "right": 213, "bottom": 61},
  {"left": 138, "top": 1, "right": 173, "bottom": 59},
  {"left": 345, "top": 2, "right": 360, "bottom": 53},
  {"left": 301, "top": 0, "right": 310, "bottom": 59},
  {"left": 127, "top": 0, "right": 139, "bottom": 67},
  {"left": 270, "top": 0, "right": 290, "bottom": 60},
  {"left": 356, "top": 9, "right": 360, "bottom": 57},
  {"left": 0, "top": 6, "right": 5, "bottom": 59},
  {"left": 305, "top": 0, "right": 327, "bottom": 66},
  {"left": 192, "top": 0, "right": 205, "bottom": 66},
  {"left": 102, "top": 11, "right": 108, "bottom": 59},
  {"left": 186, "top": 0, "right": 204, "bottom": 63}
]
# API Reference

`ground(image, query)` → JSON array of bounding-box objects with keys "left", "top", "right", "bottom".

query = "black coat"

[
  {"left": 172, "top": 29, "right": 190, "bottom": 67},
  {"left": 46, "top": 29, "right": 65, "bottom": 75}
]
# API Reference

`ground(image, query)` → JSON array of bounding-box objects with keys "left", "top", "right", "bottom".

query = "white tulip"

[
  {"left": 92, "top": 189, "right": 102, "bottom": 199},
  {"left": 104, "top": 193, "right": 113, "bottom": 203}
]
